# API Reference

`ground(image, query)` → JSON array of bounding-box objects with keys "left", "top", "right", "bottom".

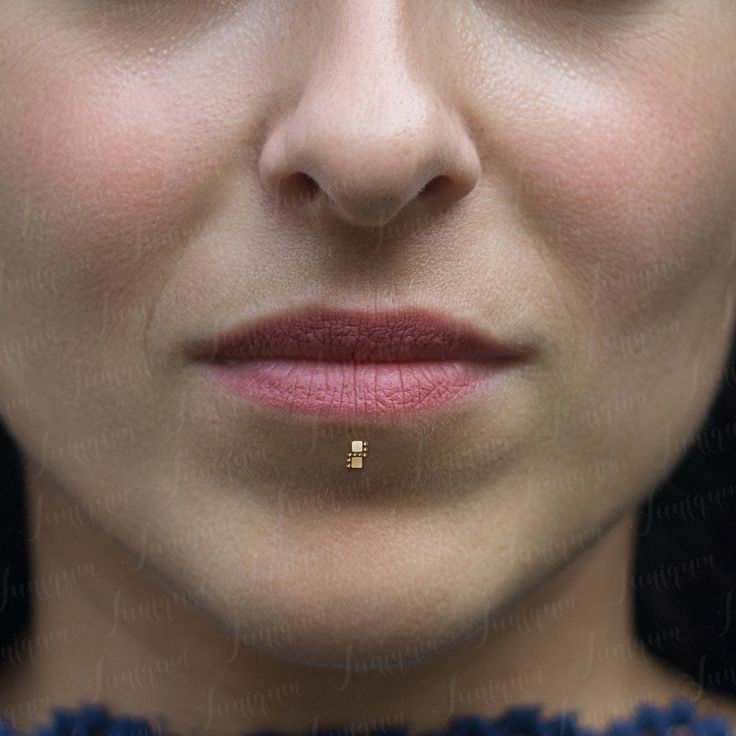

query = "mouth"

[{"left": 187, "top": 303, "right": 530, "bottom": 419}]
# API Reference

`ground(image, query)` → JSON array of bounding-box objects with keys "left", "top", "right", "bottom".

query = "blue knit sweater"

[{"left": 0, "top": 698, "right": 730, "bottom": 736}]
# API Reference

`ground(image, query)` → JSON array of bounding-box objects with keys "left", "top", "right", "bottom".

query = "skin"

[{"left": 0, "top": 0, "right": 735, "bottom": 734}]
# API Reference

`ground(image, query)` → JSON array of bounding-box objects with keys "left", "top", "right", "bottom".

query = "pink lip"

[{"left": 189, "top": 305, "right": 528, "bottom": 419}]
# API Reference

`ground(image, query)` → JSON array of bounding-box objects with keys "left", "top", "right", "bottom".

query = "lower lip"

[{"left": 197, "top": 358, "right": 516, "bottom": 419}]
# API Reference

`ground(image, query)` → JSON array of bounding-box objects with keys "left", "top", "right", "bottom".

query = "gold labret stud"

[{"left": 346, "top": 439, "right": 368, "bottom": 469}]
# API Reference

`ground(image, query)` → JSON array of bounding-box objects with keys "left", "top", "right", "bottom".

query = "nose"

[{"left": 257, "top": 4, "right": 481, "bottom": 230}]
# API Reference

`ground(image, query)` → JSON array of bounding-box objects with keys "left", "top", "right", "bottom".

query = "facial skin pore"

[{"left": 0, "top": 1, "right": 735, "bottom": 734}]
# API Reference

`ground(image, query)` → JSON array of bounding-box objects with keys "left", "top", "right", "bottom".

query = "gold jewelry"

[{"left": 346, "top": 440, "right": 368, "bottom": 469}]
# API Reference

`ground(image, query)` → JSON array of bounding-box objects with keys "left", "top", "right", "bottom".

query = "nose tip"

[{"left": 258, "top": 87, "right": 481, "bottom": 229}]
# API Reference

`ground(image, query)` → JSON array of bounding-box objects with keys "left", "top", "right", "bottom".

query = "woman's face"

[{"left": 0, "top": 1, "right": 735, "bottom": 669}]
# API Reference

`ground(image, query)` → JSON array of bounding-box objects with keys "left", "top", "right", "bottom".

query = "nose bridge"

[
  {"left": 314, "top": 0, "right": 432, "bottom": 139},
  {"left": 257, "top": 0, "right": 480, "bottom": 229},
  {"left": 297, "top": 32, "right": 441, "bottom": 201}
]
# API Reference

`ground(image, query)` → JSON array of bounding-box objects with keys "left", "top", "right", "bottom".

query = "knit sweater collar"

[{"left": 0, "top": 697, "right": 730, "bottom": 736}]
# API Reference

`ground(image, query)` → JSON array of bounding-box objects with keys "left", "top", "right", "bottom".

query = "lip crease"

[{"left": 188, "top": 304, "right": 529, "bottom": 419}]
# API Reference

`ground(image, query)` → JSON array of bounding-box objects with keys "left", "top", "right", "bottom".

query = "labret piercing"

[{"left": 346, "top": 440, "right": 368, "bottom": 469}]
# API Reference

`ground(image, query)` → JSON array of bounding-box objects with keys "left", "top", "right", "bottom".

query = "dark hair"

[
  {"left": 634, "top": 326, "right": 736, "bottom": 699},
  {"left": 0, "top": 417, "right": 32, "bottom": 658},
  {"left": 0, "top": 331, "right": 736, "bottom": 699}
]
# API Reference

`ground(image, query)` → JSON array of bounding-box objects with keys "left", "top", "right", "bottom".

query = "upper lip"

[{"left": 189, "top": 304, "right": 528, "bottom": 364}]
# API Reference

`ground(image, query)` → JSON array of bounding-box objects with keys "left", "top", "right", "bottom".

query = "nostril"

[
  {"left": 302, "top": 173, "right": 320, "bottom": 195},
  {"left": 278, "top": 172, "right": 321, "bottom": 207},
  {"left": 417, "top": 175, "right": 451, "bottom": 199}
]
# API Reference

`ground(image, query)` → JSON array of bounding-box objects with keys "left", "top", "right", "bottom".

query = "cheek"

[
  {"left": 503, "top": 35, "right": 736, "bottom": 474},
  {"left": 514, "top": 43, "right": 736, "bottom": 325},
  {"left": 0, "top": 43, "right": 242, "bottom": 427},
  {"left": 0, "top": 52, "right": 226, "bottom": 306}
]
